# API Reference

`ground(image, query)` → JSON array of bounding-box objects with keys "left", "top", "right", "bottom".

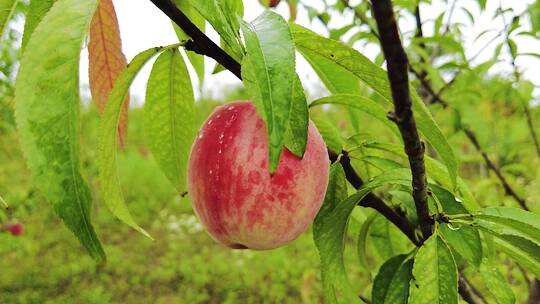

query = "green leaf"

[
  {"left": 360, "top": 156, "right": 403, "bottom": 171},
  {"left": 311, "top": 114, "right": 342, "bottom": 154},
  {"left": 413, "top": 36, "right": 465, "bottom": 58},
  {"left": 220, "top": 0, "right": 243, "bottom": 33},
  {"left": 314, "top": 167, "right": 412, "bottom": 303},
  {"left": 310, "top": 94, "right": 400, "bottom": 137},
  {"left": 370, "top": 214, "right": 411, "bottom": 260},
  {"left": 188, "top": 0, "right": 243, "bottom": 61},
  {"left": 0, "top": 0, "right": 18, "bottom": 38},
  {"left": 361, "top": 141, "right": 479, "bottom": 211},
  {"left": 14, "top": 0, "right": 105, "bottom": 261},
  {"left": 300, "top": 42, "right": 360, "bottom": 95},
  {"left": 471, "top": 207, "right": 540, "bottom": 278},
  {"left": 408, "top": 233, "right": 458, "bottom": 304},
  {"left": 372, "top": 254, "right": 414, "bottom": 304},
  {"left": 144, "top": 49, "right": 195, "bottom": 194},
  {"left": 241, "top": 11, "right": 295, "bottom": 173},
  {"left": 21, "top": 0, "right": 56, "bottom": 51},
  {"left": 314, "top": 163, "right": 351, "bottom": 304},
  {"left": 431, "top": 185, "right": 482, "bottom": 266},
  {"left": 98, "top": 45, "right": 179, "bottom": 238},
  {"left": 292, "top": 24, "right": 458, "bottom": 188},
  {"left": 508, "top": 39, "right": 518, "bottom": 59},
  {"left": 172, "top": 0, "right": 205, "bottom": 87},
  {"left": 491, "top": 235, "right": 540, "bottom": 279},
  {"left": 297, "top": 31, "right": 363, "bottom": 132},
  {"left": 357, "top": 212, "right": 377, "bottom": 275},
  {"left": 479, "top": 259, "right": 515, "bottom": 304},
  {"left": 284, "top": 75, "right": 309, "bottom": 157},
  {"left": 473, "top": 207, "right": 540, "bottom": 245}
]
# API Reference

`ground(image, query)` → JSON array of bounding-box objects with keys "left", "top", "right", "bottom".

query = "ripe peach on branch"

[{"left": 188, "top": 101, "right": 329, "bottom": 250}]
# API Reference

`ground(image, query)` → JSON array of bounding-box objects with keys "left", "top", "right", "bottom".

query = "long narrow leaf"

[
  {"left": 144, "top": 48, "right": 195, "bottom": 194},
  {"left": 21, "top": 0, "right": 56, "bottom": 51},
  {"left": 241, "top": 11, "right": 296, "bottom": 172},
  {"left": 408, "top": 233, "right": 458, "bottom": 304},
  {"left": 0, "top": 0, "right": 18, "bottom": 37},
  {"left": 310, "top": 94, "right": 400, "bottom": 137},
  {"left": 98, "top": 45, "right": 180, "bottom": 238},
  {"left": 172, "top": 0, "right": 205, "bottom": 86},
  {"left": 89, "top": 0, "right": 129, "bottom": 146},
  {"left": 14, "top": 0, "right": 104, "bottom": 261}
]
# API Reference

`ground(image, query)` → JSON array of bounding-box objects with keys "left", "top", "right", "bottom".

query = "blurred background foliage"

[{"left": 1, "top": 0, "right": 540, "bottom": 303}]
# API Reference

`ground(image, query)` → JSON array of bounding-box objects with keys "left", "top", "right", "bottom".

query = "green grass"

[{"left": 0, "top": 103, "right": 363, "bottom": 304}]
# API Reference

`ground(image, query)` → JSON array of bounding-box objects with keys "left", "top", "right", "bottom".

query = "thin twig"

[
  {"left": 371, "top": 0, "right": 432, "bottom": 240},
  {"left": 464, "top": 128, "right": 529, "bottom": 210},
  {"left": 527, "top": 279, "right": 540, "bottom": 304},
  {"left": 463, "top": 275, "right": 488, "bottom": 303},
  {"left": 340, "top": 0, "right": 380, "bottom": 40},
  {"left": 498, "top": 3, "right": 540, "bottom": 160},
  {"left": 459, "top": 276, "right": 485, "bottom": 304},
  {"left": 413, "top": 5, "right": 428, "bottom": 82},
  {"left": 523, "top": 105, "right": 540, "bottom": 159},
  {"left": 148, "top": 0, "right": 242, "bottom": 79},
  {"left": 442, "top": 0, "right": 457, "bottom": 35}
]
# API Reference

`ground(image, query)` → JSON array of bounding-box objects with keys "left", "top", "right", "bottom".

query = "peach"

[{"left": 187, "top": 101, "right": 329, "bottom": 250}]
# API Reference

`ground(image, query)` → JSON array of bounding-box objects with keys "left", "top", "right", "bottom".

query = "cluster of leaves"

[{"left": 2, "top": 0, "right": 540, "bottom": 303}]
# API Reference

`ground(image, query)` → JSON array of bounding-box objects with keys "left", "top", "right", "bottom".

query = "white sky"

[{"left": 74, "top": 0, "right": 539, "bottom": 105}]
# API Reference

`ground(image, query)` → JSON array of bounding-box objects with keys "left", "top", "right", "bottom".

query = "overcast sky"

[{"left": 76, "top": 0, "right": 538, "bottom": 105}]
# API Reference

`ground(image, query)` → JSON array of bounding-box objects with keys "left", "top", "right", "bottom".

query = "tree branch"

[
  {"left": 463, "top": 129, "right": 529, "bottom": 210},
  {"left": 458, "top": 276, "right": 485, "bottom": 304},
  {"left": 371, "top": 0, "right": 432, "bottom": 240},
  {"left": 527, "top": 279, "right": 540, "bottom": 304},
  {"left": 148, "top": 0, "right": 242, "bottom": 79},
  {"left": 498, "top": 4, "right": 540, "bottom": 160},
  {"left": 524, "top": 105, "right": 540, "bottom": 159}
]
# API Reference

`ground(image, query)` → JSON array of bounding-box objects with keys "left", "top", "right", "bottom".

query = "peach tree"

[{"left": 4, "top": 0, "right": 540, "bottom": 303}]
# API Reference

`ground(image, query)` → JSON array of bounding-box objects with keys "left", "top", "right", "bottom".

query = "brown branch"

[
  {"left": 499, "top": 5, "right": 540, "bottom": 160},
  {"left": 459, "top": 276, "right": 485, "bottom": 304},
  {"left": 371, "top": 0, "right": 432, "bottom": 240},
  {"left": 148, "top": 0, "right": 242, "bottom": 79},
  {"left": 463, "top": 128, "right": 529, "bottom": 210},
  {"left": 524, "top": 105, "right": 540, "bottom": 159},
  {"left": 528, "top": 279, "right": 540, "bottom": 304}
]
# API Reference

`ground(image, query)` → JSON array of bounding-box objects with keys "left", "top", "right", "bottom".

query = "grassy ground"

[{"left": 0, "top": 103, "right": 371, "bottom": 303}]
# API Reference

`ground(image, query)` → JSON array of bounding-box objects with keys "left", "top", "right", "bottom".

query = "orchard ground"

[{"left": 0, "top": 97, "right": 370, "bottom": 304}]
